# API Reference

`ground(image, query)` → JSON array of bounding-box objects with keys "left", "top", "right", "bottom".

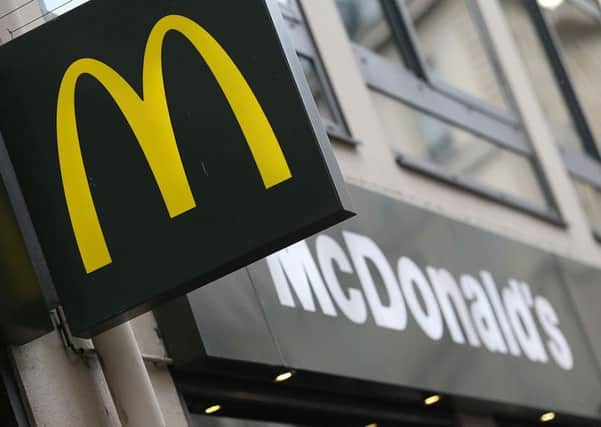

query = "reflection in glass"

[
  {"left": 543, "top": 1, "right": 601, "bottom": 153},
  {"left": 574, "top": 179, "right": 601, "bottom": 230},
  {"left": 371, "top": 91, "right": 548, "bottom": 207},
  {"left": 501, "top": 0, "right": 582, "bottom": 152},
  {"left": 405, "top": 0, "right": 508, "bottom": 109},
  {"left": 335, "top": 0, "right": 405, "bottom": 65},
  {"left": 298, "top": 55, "right": 336, "bottom": 123}
]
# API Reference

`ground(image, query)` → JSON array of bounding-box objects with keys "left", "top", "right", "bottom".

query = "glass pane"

[
  {"left": 544, "top": 2, "right": 601, "bottom": 153},
  {"left": 501, "top": 0, "right": 583, "bottom": 152},
  {"left": 334, "top": 0, "right": 405, "bottom": 65},
  {"left": 405, "top": 0, "right": 508, "bottom": 109},
  {"left": 298, "top": 55, "right": 337, "bottom": 123},
  {"left": 574, "top": 179, "right": 601, "bottom": 230},
  {"left": 371, "top": 90, "right": 548, "bottom": 207}
]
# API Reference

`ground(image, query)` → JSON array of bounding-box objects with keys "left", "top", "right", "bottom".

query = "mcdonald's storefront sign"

[{"left": 0, "top": 0, "right": 352, "bottom": 337}]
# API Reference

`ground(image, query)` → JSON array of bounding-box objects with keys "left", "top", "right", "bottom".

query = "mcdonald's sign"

[{"left": 0, "top": 0, "right": 352, "bottom": 337}]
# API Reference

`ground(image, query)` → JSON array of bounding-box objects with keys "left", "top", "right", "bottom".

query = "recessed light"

[
  {"left": 365, "top": 424, "right": 378, "bottom": 427},
  {"left": 540, "top": 412, "right": 556, "bottom": 423},
  {"left": 424, "top": 394, "right": 441, "bottom": 406},
  {"left": 274, "top": 371, "right": 294, "bottom": 383},
  {"left": 537, "top": 0, "right": 564, "bottom": 10},
  {"left": 204, "top": 404, "right": 221, "bottom": 415}
]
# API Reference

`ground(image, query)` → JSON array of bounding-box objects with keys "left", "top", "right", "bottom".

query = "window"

[
  {"left": 544, "top": 0, "right": 601, "bottom": 152},
  {"left": 404, "top": 0, "right": 509, "bottom": 110},
  {"left": 502, "top": 0, "right": 582, "bottom": 152},
  {"left": 574, "top": 179, "right": 601, "bottom": 238},
  {"left": 335, "top": 0, "right": 558, "bottom": 221},
  {"left": 297, "top": 54, "right": 337, "bottom": 123},
  {"left": 373, "top": 94, "right": 548, "bottom": 207},
  {"left": 337, "top": 0, "right": 405, "bottom": 65},
  {"left": 500, "top": 0, "right": 601, "bottom": 238},
  {"left": 277, "top": 0, "right": 356, "bottom": 145}
]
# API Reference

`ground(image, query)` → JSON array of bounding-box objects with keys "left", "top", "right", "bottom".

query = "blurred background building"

[{"left": 1, "top": 0, "right": 601, "bottom": 426}]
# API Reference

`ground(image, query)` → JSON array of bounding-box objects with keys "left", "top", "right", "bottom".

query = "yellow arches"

[{"left": 56, "top": 14, "right": 292, "bottom": 274}]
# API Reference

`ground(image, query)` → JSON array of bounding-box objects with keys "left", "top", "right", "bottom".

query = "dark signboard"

[
  {"left": 156, "top": 184, "right": 601, "bottom": 422},
  {"left": 0, "top": 0, "right": 351, "bottom": 336},
  {"left": 0, "top": 149, "right": 52, "bottom": 344}
]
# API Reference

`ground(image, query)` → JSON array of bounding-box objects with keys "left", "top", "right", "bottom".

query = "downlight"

[
  {"left": 274, "top": 371, "right": 294, "bottom": 383},
  {"left": 540, "top": 412, "right": 556, "bottom": 423},
  {"left": 424, "top": 395, "right": 441, "bottom": 406},
  {"left": 204, "top": 404, "right": 222, "bottom": 415}
]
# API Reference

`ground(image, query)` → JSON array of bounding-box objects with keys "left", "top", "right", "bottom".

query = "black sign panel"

[
  {"left": 0, "top": 157, "right": 52, "bottom": 344},
  {"left": 156, "top": 185, "right": 601, "bottom": 422},
  {"left": 0, "top": 0, "right": 351, "bottom": 336}
]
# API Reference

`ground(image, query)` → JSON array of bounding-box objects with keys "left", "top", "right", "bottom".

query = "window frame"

[
  {"left": 523, "top": 0, "right": 601, "bottom": 237},
  {"left": 278, "top": 0, "right": 361, "bottom": 146},
  {"left": 393, "top": 0, "right": 517, "bottom": 120},
  {"left": 341, "top": 0, "right": 562, "bottom": 224}
]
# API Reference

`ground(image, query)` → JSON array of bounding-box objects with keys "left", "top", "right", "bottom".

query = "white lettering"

[
  {"left": 460, "top": 274, "right": 508, "bottom": 354},
  {"left": 481, "top": 271, "right": 522, "bottom": 357},
  {"left": 427, "top": 267, "right": 480, "bottom": 347},
  {"left": 398, "top": 257, "right": 443, "bottom": 340},
  {"left": 343, "top": 231, "right": 407, "bottom": 331},
  {"left": 503, "top": 281, "right": 548, "bottom": 363},
  {"left": 535, "top": 296, "right": 573, "bottom": 370},
  {"left": 316, "top": 235, "right": 368, "bottom": 324},
  {"left": 266, "top": 233, "right": 574, "bottom": 370},
  {"left": 266, "top": 241, "right": 337, "bottom": 316}
]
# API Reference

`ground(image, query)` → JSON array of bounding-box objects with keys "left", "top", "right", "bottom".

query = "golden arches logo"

[{"left": 57, "top": 14, "right": 292, "bottom": 274}]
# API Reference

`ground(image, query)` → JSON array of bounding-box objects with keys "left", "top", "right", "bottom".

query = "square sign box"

[{"left": 0, "top": 0, "right": 353, "bottom": 337}]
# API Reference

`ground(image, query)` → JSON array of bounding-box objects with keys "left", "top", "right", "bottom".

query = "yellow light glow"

[
  {"left": 274, "top": 371, "right": 294, "bottom": 383},
  {"left": 365, "top": 424, "right": 378, "bottom": 427},
  {"left": 537, "top": 0, "right": 564, "bottom": 10},
  {"left": 424, "top": 395, "right": 441, "bottom": 406},
  {"left": 204, "top": 404, "right": 221, "bottom": 415},
  {"left": 540, "top": 412, "right": 556, "bottom": 422}
]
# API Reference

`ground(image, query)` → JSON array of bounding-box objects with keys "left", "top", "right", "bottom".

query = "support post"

[{"left": 93, "top": 322, "right": 166, "bottom": 427}]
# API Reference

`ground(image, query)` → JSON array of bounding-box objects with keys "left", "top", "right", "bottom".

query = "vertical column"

[{"left": 93, "top": 322, "right": 166, "bottom": 427}]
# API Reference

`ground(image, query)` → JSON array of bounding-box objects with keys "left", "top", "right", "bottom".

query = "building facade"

[{"left": 0, "top": 0, "right": 601, "bottom": 426}]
